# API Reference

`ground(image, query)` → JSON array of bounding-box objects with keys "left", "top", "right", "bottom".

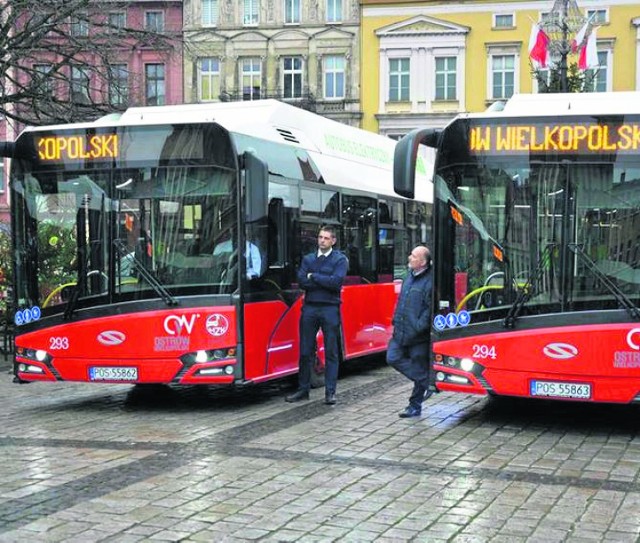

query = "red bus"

[
  {"left": 5, "top": 100, "right": 431, "bottom": 386},
  {"left": 394, "top": 92, "right": 640, "bottom": 403}
]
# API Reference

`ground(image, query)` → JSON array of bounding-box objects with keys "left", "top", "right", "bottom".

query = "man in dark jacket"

[
  {"left": 286, "top": 225, "right": 348, "bottom": 405},
  {"left": 387, "top": 245, "right": 433, "bottom": 418}
]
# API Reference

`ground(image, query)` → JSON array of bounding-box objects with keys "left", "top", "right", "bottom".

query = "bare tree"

[{"left": 0, "top": 0, "right": 181, "bottom": 126}]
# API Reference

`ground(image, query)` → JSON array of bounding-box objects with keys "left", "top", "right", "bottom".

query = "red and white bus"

[
  {"left": 394, "top": 92, "right": 640, "bottom": 403},
  {"left": 5, "top": 100, "right": 431, "bottom": 386}
]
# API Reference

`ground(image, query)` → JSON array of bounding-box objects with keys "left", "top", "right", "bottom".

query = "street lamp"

[{"left": 538, "top": 0, "right": 586, "bottom": 92}]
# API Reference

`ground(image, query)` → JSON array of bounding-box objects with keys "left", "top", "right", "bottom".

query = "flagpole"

[
  {"left": 538, "top": 0, "right": 586, "bottom": 93},
  {"left": 560, "top": 0, "right": 568, "bottom": 91}
]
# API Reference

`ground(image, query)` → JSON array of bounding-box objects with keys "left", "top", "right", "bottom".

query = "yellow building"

[{"left": 361, "top": 0, "right": 640, "bottom": 136}]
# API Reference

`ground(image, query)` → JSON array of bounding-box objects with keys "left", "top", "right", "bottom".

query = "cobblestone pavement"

[{"left": 0, "top": 356, "right": 640, "bottom": 542}]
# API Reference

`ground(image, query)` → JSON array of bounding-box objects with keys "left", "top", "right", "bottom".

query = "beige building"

[{"left": 182, "top": 0, "right": 363, "bottom": 126}]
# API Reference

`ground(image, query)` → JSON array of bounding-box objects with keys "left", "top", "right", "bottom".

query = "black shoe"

[
  {"left": 398, "top": 406, "right": 421, "bottom": 418},
  {"left": 285, "top": 390, "right": 309, "bottom": 403},
  {"left": 325, "top": 392, "right": 336, "bottom": 405},
  {"left": 423, "top": 389, "right": 433, "bottom": 401}
]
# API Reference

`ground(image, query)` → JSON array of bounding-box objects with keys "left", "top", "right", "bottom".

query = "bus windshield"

[
  {"left": 435, "top": 117, "right": 640, "bottom": 321},
  {"left": 11, "top": 124, "right": 238, "bottom": 313}
]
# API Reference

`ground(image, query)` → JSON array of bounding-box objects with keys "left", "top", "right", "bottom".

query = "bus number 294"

[{"left": 472, "top": 344, "right": 496, "bottom": 359}]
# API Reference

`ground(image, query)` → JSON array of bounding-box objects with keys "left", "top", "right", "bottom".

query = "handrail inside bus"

[{"left": 456, "top": 285, "right": 503, "bottom": 313}]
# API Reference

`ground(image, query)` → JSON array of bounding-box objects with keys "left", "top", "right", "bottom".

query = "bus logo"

[
  {"left": 626, "top": 328, "right": 640, "bottom": 350},
  {"left": 543, "top": 343, "right": 578, "bottom": 360},
  {"left": 97, "top": 331, "right": 126, "bottom": 346},
  {"left": 206, "top": 314, "right": 229, "bottom": 337},
  {"left": 164, "top": 314, "right": 198, "bottom": 336}
]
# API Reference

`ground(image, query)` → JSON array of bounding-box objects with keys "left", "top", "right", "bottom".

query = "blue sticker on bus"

[
  {"left": 433, "top": 314, "right": 446, "bottom": 331},
  {"left": 23, "top": 308, "right": 34, "bottom": 323},
  {"left": 446, "top": 312, "right": 459, "bottom": 328},
  {"left": 458, "top": 310, "right": 470, "bottom": 326},
  {"left": 14, "top": 306, "right": 41, "bottom": 326}
]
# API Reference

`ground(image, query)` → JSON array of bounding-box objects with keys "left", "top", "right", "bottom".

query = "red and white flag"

[
  {"left": 579, "top": 28, "right": 599, "bottom": 70},
  {"left": 571, "top": 21, "right": 589, "bottom": 53},
  {"left": 528, "top": 23, "right": 550, "bottom": 67}
]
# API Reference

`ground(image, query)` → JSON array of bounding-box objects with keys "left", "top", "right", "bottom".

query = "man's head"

[
  {"left": 408, "top": 245, "right": 431, "bottom": 271},
  {"left": 317, "top": 225, "right": 337, "bottom": 253}
]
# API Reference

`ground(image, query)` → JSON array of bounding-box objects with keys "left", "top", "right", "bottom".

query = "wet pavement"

[{"left": 0, "top": 354, "right": 640, "bottom": 542}]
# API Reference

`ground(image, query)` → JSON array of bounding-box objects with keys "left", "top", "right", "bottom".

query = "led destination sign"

[
  {"left": 37, "top": 134, "right": 119, "bottom": 162},
  {"left": 469, "top": 123, "right": 640, "bottom": 154}
]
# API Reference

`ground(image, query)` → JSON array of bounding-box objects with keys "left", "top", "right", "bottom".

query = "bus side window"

[
  {"left": 342, "top": 194, "right": 377, "bottom": 284},
  {"left": 265, "top": 189, "right": 298, "bottom": 290}
]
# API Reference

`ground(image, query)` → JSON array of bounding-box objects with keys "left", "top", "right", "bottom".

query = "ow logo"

[
  {"left": 626, "top": 328, "right": 640, "bottom": 350},
  {"left": 164, "top": 314, "right": 198, "bottom": 336}
]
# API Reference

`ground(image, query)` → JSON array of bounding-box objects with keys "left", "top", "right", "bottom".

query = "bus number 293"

[
  {"left": 472, "top": 344, "right": 496, "bottom": 359},
  {"left": 49, "top": 337, "right": 70, "bottom": 350}
]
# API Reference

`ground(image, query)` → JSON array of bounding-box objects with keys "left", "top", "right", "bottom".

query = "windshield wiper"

[
  {"left": 63, "top": 245, "right": 91, "bottom": 321},
  {"left": 63, "top": 273, "right": 85, "bottom": 321},
  {"left": 503, "top": 243, "right": 555, "bottom": 329},
  {"left": 114, "top": 239, "right": 178, "bottom": 307},
  {"left": 567, "top": 243, "right": 640, "bottom": 320}
]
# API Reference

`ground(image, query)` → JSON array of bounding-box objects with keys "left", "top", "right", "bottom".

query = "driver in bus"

[{"left": 213, "top": 239, "right": 262, "bottom": 280}]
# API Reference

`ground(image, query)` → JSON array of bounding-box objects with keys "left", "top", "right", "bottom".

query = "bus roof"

[
  {"left": 467, "top": 91, "right": 640, "bottom": 119},
  {"left": 21, "top": 99, "right": 432, "bottom": 203}
]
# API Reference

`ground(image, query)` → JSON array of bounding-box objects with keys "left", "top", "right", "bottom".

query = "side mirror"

[
  {"left": 244, "top": 151, "right": 268, "bottom": 223},
  {"left": 393, "top": 128, "right": 439, "bottom": 199}
]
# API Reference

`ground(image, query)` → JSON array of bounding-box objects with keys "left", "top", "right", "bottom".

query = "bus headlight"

[
  {"left": 180, "top": 348, "right": 237, "bottom": 365},
  {"left": 17, "top": 363, "right": 45, "bottom": 374},
  {"left": 15, "top": 347, "right": 52, "bottom": 364},
  {"left": 460, "top": 358, "right": 475, "bottom": 372},
  {"left": 434, "top": 353, "right": 483, "bottom": 375}
]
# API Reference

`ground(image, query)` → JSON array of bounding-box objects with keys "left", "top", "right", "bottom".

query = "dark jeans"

[
  {"left": 298, "top": 303, "right": 341, "bottom": 394},
  {"left": 386, "top": 338, "right": 431, "bottom": 409}
]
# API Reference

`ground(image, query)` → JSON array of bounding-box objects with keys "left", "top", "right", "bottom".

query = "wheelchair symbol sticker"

[{"left": 433, "top": 315, "right": 446, "bottom": 331}]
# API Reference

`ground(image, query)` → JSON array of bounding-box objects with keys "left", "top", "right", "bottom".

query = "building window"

[
  {"left": 145, "top": 11, "right": 164, "bottom": 32},
  {"left": 242, "top": 58, "right": 262, "bottom": 100},
  {"left": 71, "top": 66, "right": 91, "bottom": 103},
  {"left": 493, "top": 13, "right": 514, "bottom": 28},
  {"left": 284, "top": 0, "right": 300, "bottom": 24},
  {"left": 435, "top": 56, "right": 456, "bottom": 100},
  {"left": 586, "top": 9, "right": 608, "bottom": 24},
  {"left": 202, "top": 0, "right": 218, "bottom": 25},
  {"left": 327, "top": 0, "right": 342, "bottom": 23},
  {"left": 282, "top": 56, "right": 303, "bottom": 98},
  {"left": 108, "top": 64, "right": 128, "bottom": 106},
  {"left": 33, "top": 64, "right": 53, "bottom": 94},
  {"left": 491, "top": 54, "right": 515, "bottom": 99},
  {"left": 324, "top": 55, "right": 345, "bottom": 99},
  {"left": 70, "top": 14, "right": 89, "bottom": 37},
  {"left": 586, "top": 50, "right": 609, "bottom": 92},
  {"left": 244, "top": 0, "right": 259, "bottom": 25},
  {"left": 145, "top": 63, "right": 165, "bottom": 105},
  {"left": 199, "top": 58, "right": 220, "bottom": 101},
  {"left": 108, "top": 12, "right": 126, "bottom": 30},
  {"left": 388, "top": 58, "right": 410, "bottom": 102}
]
